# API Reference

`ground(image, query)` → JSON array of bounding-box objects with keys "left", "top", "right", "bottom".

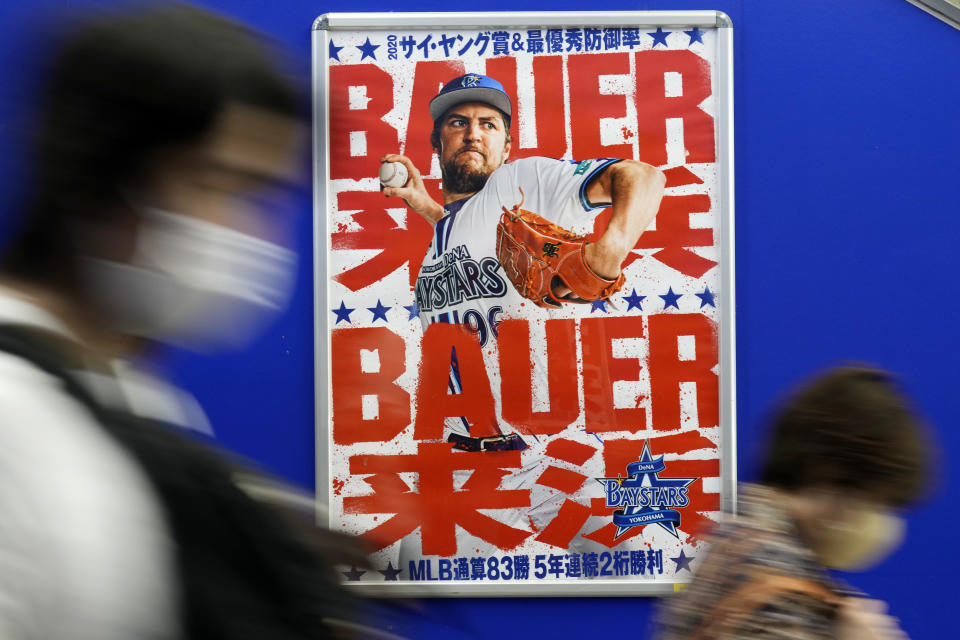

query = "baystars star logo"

[
  {"left": 597, "top": 441, "right": 697, "bottom": 539},
  {"left": 461, "top": 73, "right": 481, "bottom": 88}
]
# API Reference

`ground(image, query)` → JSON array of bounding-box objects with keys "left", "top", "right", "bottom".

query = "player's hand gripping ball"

[{"left": 379, "top": 161, "right": 409, "bottom": 188}]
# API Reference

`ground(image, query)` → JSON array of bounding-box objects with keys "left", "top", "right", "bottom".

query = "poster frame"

[
  {"left": 904, "top": 0, "right": 960, "bottom": 30},
  {"left": 312, "top": 10, "right": 736, "bottom": 597}
]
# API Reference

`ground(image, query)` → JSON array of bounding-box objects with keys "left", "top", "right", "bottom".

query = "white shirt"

[{"left": 0, "top": 291, "right": 181, "bottom": 639}]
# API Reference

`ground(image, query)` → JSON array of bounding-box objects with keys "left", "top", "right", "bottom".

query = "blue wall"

[{"left": 1, "top": 1, "right": 957, "bottom": 638}]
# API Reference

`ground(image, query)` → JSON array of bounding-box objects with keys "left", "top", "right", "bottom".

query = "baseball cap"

[{"left": 429, "top": 74, "right": 512, "bottom": 125}]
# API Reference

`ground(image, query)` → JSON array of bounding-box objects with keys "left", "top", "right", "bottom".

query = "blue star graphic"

[
  {"left": 403, "top": 302, "right": 419, "bottom": 320},
  {"left": 357, "top": 37, "right": 380, "bottom": 61},
  {"left": 670, "top": 549, "right": 695, "bottom": 573},
  {"left": 622, "top": 289, "right": 646, "bottom": 312},
  {"left": 342, "top": 565, "right": 366, "bottom": 581},
  {"left": 378, "top": 561, "right": 402, "bottom": 581},
  {"left": 591, "top": 299, "right": 609, "bottom": 313},
  {"left": 684, "top": 28, "right": 704, "bottom": 45},
  {"left": 332, "top": 301, "right": 354, "bottom": 324},
  {"left": 329, "top": 39, "right": 344, "bottom": 61},
  {"left": 599, "top": 442, "right": 696, "bottom": 538},
  {"left": 660, "top": 287, "right": 682, "bottom": 310},
  {"left": 368, "top": 299, "right": 390, "bottom": 322},
  {"left": 695, "top": 286, "right": 716, "bottom": 308},
  {"left": 648, "top": 27, "right": 671, "bottom": 47}
]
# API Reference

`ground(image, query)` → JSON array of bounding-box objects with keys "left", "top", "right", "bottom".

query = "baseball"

[{"left": 379, "top": 161, "right": 409, "bottom": 188}]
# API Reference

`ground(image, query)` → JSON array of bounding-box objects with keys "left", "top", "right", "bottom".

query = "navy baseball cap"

[{"left": 429, "top": 73, "right": 512, "bottom": 125}]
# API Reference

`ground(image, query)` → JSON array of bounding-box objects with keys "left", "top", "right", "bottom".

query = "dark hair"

[
  {"left": 429, "top": 106, "right": 513, "bottom": 152},
  {"left": 1, "top": 3, "right": 302, "bottom": 292},
  {"left": 760, "top": 366, "right": 931, "bottom": 508}
]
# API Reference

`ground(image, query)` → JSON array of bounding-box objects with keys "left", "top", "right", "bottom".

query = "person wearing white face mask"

[
  {"left": 0, "top": 5, "right": 369, "bottom": 640},
  {"left": 656, "top": 367, "right": 931, "bottom": 640}
]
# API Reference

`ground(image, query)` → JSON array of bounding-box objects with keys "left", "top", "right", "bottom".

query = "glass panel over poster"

[{"left": 313, "top": 11, "right": 735, "bottom": 596}]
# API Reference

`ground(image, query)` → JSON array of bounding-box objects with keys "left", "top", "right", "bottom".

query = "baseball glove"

[{"left": 496, "top": 191, "right": 625, "bottom": 309}]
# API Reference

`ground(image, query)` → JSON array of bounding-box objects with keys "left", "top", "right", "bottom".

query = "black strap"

[
  {"left": 447, "top": 432, "right": 527, "bottom": 452},
  {"left": 0, "top": 325, "right": 354, "bottom": 639}
]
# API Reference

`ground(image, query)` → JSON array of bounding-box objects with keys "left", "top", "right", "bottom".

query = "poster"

[{"left": 313, "top": 11, "right": 735, "bottom": 595}]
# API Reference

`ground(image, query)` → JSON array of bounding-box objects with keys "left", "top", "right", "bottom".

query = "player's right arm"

[
  {"left": 582, "top": 159, "right": 665, "bottom": 279},
  {"left": 380, "top": 154, "right": 445, "bottom": 226}
]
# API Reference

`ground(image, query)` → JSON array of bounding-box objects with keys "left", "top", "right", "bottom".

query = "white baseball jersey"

[{"left": 416, "top": 156, "right": 619, "bottom": 439}]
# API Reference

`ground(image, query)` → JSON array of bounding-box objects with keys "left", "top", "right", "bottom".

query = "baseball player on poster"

[
  {"left": 376, "top": 73, "right": 667, "bottom": 562},
  {"left": 381, "top": 73, "right": 666, "bottom": 456}
]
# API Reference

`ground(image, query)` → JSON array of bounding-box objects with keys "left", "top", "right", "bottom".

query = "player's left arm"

[{"left": 582, "top": 160, "right": 665, "bottom": 279}]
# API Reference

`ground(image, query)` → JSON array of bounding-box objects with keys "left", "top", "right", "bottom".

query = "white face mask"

[
  {"left": 82, "top": 207, "right": 296, "bottom": 352},
  {"left": 815, "top": 504, "right": 906, "bottom": 571}
]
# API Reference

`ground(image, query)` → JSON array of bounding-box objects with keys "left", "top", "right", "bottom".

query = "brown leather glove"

[{"left": 496, "top": 194, "right": 625, "bottom": 308}]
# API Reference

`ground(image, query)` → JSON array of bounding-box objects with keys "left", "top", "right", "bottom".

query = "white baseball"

[{"left": 379, "top": 161, "right": 409, "bottom": 188}]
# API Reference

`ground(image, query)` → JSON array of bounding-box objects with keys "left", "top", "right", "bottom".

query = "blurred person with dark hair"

[
  {"left": 0, "top": 4, "right": 367, "bottom": 639},
  {"left": 657, "top": 367, "right": 931, "bottom": 640}
]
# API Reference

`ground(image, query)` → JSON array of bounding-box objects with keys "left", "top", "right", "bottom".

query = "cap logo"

[{"left": 460, "top": 74, "right": 481, "bottom": 88}]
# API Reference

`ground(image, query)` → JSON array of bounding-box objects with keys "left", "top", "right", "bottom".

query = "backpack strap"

[{"left": 0, "top": 325, "right": 359, "bottom": 639}]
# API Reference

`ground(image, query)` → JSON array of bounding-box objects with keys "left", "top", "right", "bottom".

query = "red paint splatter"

[
  {"left": 545, "top": 439, "right": 598, "bottom": 466},
  {"left": 527, "top": 516, "right": 540, "bottom": 533},
  {"left": 536, "top": 466, "right": 589, "bottom": 494},
  {"left": 662, "top": 166, "right": 704, "bottom": 187},
  {"left": 534, "top": 500, "right": 592, "bottom": 549}
]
